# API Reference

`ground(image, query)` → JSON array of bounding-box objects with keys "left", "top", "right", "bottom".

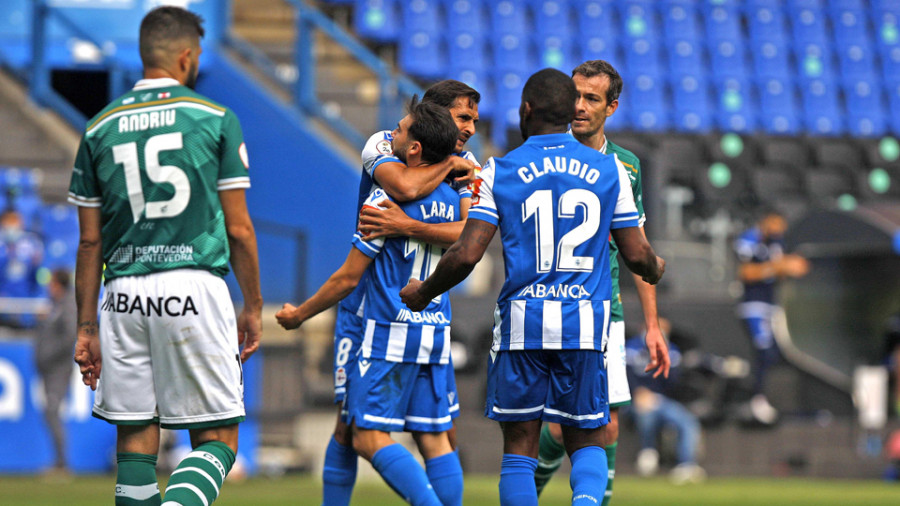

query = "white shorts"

[
  {"left": 93, "top": 269, "right": 245, "bottom": 428},
  {"left": 606, "top": 321, "right": 631, "bottom": 407}
]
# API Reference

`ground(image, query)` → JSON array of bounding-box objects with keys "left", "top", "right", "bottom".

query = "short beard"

[{"left": 185, "top": 61, "right": 199, "bottom": 90}]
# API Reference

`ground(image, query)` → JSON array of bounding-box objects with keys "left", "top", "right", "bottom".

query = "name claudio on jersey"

[{"left": 517, "top": 156, "right": 603, "bottom": 185}]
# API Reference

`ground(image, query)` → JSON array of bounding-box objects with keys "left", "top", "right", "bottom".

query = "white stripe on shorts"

[
  {"left": 363, "top": 414, "right": 405, "bottom": 426},
  {"left": 492, "top": 404, "right": 545, "bottom": 415},
  {"left": 405, "top": 414, "right": 452, "bottom": 425},
  {"left": 544, "top": 407, "right": 605, "bottom": 421}
]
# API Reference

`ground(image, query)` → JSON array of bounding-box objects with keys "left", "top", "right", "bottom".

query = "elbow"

[
  {"left": 390, "top": 185, "right": 421, "bottom": 203},
  {"left": 334, "top": 272, "right": 360, "bottom": 296},
  {"left": 227, "top": 222, "right": 255, "bottom": 243}
]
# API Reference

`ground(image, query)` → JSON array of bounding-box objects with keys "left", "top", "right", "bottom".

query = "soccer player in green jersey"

[
  {"left": 534, "top": 60, "right": 671, "bottom": 505},
  {"left": 70, "top": 7, "right": 262, "bottom": 506}
]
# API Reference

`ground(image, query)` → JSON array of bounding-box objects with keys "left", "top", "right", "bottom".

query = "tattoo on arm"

[{"left": 78, "top": 321, "right": 98, "bottom": 336}]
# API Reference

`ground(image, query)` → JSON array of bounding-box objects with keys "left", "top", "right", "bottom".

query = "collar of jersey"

[
  {"left": 133, "top": 77, "right": 181, "bottom": 90},
  {"left": 523, "top": 133, "right": 576, "bottom": 147}
]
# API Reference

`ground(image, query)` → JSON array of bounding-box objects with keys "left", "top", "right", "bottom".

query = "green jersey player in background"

[
  {"left": 70, "top": 7, "right": 262, "bottom": 506},
  {"left": 534, "top": 60, "right": 671, "bottom": 505}
]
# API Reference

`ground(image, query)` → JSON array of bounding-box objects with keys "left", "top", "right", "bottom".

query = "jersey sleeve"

[
  {"left": 67, "top": 136, "right": 102, "bottom": 208},
  {"left": 217, "top": 109, "right": 251, "bottom": 191},
  {"left": 610, "top": 158, "right": 640, "bottom": 230},
  {"left": 614, "top": 153, "right": 646, "bottom": 227},
  {"left": 452, "top": 151, "right": 480, "bottom": 199},
  {"left": 361, "top": 131, "right": 400, "bottom": 179},
  {"left": 351, "top": 187, "right": 390, "bottom": 258},
  {"left": 467, "top": 157, "right": 499, "bottom": 226}
]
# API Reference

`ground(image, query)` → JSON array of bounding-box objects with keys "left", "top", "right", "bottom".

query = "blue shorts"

[
  {"left": 333, "top": 306, "right": 363, "bottom": 403},
  {"left": 447, "top": 354, "right": 460, "bottom": 420},
  {"left": 346, "top": 358, "right": 454, "bottom": 433},
  {"left": 485, "top": 349, "right": 609, "bottom": 429}
]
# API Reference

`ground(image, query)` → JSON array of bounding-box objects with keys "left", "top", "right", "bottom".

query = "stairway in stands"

[
  {"left": 231, "top": 0, "right": 386, "bottom": 139},
  {"left": 0, "top": 70, "right": 79, "bottom": 203}
]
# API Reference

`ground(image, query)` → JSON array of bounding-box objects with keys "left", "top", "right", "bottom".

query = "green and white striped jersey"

[{"left": 68, "top": 78, "right": 250, "bottom": 281}]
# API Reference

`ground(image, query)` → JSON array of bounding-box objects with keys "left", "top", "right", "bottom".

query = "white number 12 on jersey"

[
  {"left": 113, "top": 132, "right": 191, "bottom": 223},
  {"left": 522, "top": 188, "right": 601, "bottom": 273}
]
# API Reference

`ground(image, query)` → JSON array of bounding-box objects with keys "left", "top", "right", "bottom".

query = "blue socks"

[
  {"left": 322, "top": 436, "right": 358, "bottom": 506},
  {"left": 570, "top": 446, "right": 608, "bottom": 506},
  {"left": 371, "top": 444, "right": 441, "bottom": 506},
  {"left": 425, "top": 452, "right": 464, "bottom": 506},
  {"left": 499, "top": 454, "right": 538, "bottom": 506}
]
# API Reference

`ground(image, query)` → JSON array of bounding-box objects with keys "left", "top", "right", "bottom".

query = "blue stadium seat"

[
  {"left": 709, "top": 39, "right": 749, "bottom": 80},
  {"left": 448, "top": 68, "right": 494, "bottom": 119},
  {"left": 672, "top": 75, "right": 713, "bottom": 132},
  {"left": 575, "top": 0, "right": 618, "bottom": 41},
  {"left": 885, "top": 80, "right": 900, "bottom": 134},
  {"left": 830, "top": 8, "right": 872, "bottom": 46},
  {"left": 625, "top": 73, "right": 669, "bottom": 132},
  {"left": 703, "top": 5, "right": 743, "bottom": 43},
  {"left": 830, "top": 0, "right": 867, "bottom": 9},
  {"left": 799, "top": 78, "right": 845, "bottom": 135},
  {"left": 37, "top": 204, "right": 78, "bottom": 242},
  {"left": 354, "top": 0, "right": 401, "bottom": 42},
  {"left": 881, "top": 45, "right": 900, "bottom": 84},
  {"left": 787, "top": 0, "right": 825, "bottom": 9},
  {"left": 492, "top": 70, "right": 528, "bottom": 145},
  {"left": 579, "top": 33, "right": 620, "bottom": 65},
  {"left": 661, "top": 2, "right": 702, "bottom": 41},
  {"left": 756, "top": 78, "right": 801, "bottom": 135},
  {"left": 398, "top": 31, "right": 446, "bottom": 79},
  {"left": 794, "top": 41, "right": 836, "bottom": 82},
  {"left": 535, "top": 35, "right": 576, "bottom": 72},
  {"left": 401, "top": 0, "right": 443, "bottom": 35},
  {"left": 0, "top": 167, "right": 39, "bottom": 196},
  {"left": 747, "top": 5, "right": 790, "bottom": 43},
  {"left": 491, "top": 33, "right": 535, "bottom": 72},
  {"left": 789, "top": 5, "right": 829, "bottom": 46},
  {"left": 444, "top": 0, "right": 488, "bottom": 35},
  {"left": 667, "top": 38, "right": 706, "bottom": 78},
  {"left": 843, "top": 78, "right": 888, "bottom": 137},
  {"left": 836, "top": 41, "right": 878, "bottom": 80},
  {"left": 489, "top": 0, "right": 530, "bottom": 36},
  {"left": 530, "top": 0, "right": 575, "bottom": 39},
  {"left": 448, "top": 32, "right": 488, "bottom": 74},
  {"left": 618, "top": 0, "right": 660, "bottom": 42},
  {"left": 714, "top": 78, "right": 757, "bottom": 133},
  {"left": 750, "top": 41, "right": 793, "bottom": 80},
  {"left": 624, "top": 37, "right": 663, "bottom": 75}
]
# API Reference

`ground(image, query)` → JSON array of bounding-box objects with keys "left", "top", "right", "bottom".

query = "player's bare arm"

[
  {"left": 221, "top": 188, "right": 263, "bottom": 362},
  {"left": 626, "top": 226, "right": 670, "bottom": 378},
  {"left": 275, "top": 248, "right": 372, "bottom": 330},
  {"left": 611, "top": 226, "right": 664, "bottom": 285},
  {"left": 73, "top": 206, "right": 103, "bottom": 390},
  {"left": 374, "top": 155, "right": 476, "bottom": 202},
  {"left": 401, "top": 218, "right": 496, "bottom": 311},
  {"left": 738, "top": 254, "right": 810, "bottom": 282},
  {"left": 359, "top": 197, "right": 471, "bottom": 248}
]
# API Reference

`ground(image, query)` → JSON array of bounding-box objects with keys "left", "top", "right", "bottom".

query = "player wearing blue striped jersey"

[
  {"left": 277, "top": 81, "right": 479, "bottom": 506},
  {"left": 401, "top": 69, "right": 664, "bottom": 506},
  {"left": 277, "top": 98, "right": 464, "bottom": 506},
  {"left": 536, "top": 60, "right": 671, "bottom": 505}
]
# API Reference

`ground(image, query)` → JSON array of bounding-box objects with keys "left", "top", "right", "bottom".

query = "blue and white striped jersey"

[
  {"left": 351, "top": 185, "right": 461, "bottom": 364},
  {"left": 468, "top": 133, "right": 640, "bottom": 352},
  {"left": 339, "top": 131, "right": 477, "bottom": 316}
]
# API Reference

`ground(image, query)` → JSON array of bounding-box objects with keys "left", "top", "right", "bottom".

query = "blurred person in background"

[
  {"left": 734, "top": 209, "right": 809, "bottom": 424},
  {"left": 625, "top": 319, "right": 705, "bottom": 485},
  {"left": 0, "top": 208, "right": 44, "bottom": 327},
  {"left": 35, "top": 268, "right": 77, "bottom": 476}
]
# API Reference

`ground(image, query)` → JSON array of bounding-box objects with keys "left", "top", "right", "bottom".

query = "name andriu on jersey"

[
  {"left": 118, "top": 109, "right": 176, "bottom": 133},
  {"left": 101, "top": 290, "right": 199, "bottom": 317}
]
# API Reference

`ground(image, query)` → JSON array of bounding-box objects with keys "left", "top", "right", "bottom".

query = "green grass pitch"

[{"left": 1, "top": 474, "right": 898, "bottom": 505}]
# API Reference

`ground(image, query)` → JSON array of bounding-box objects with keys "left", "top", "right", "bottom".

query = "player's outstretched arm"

[
  {"left": 73, "top": 206, "right": 103, "bottom": 390},
  {"left": 276, "top": 248, "right": 372, "bottom": 330},
  {"left": 611, "top": 226, "right": 664, "bottom": 285},
  {"left": 221, "top": 189, "right": 263, "bottom": 362},
  {"left": 359, "top": 198, "right": 471, "bottom": 249},
  {"left": 374, "top": 155, "right": 476, "bottom": 202},
  {"left": 625, "top": 226, "right": 670, "bottom": 378},
  {"left": 400, "top": 218, "right": 496, "bottom": 311}
]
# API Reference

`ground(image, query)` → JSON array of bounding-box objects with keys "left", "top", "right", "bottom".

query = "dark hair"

[
  {"left": 51, "top": 269, "right": 71, "bottom": 290},
  {"left": 572, "top": 60, "right": 624, "bottom": 105},
  {"left": 139, "top": 6, "right": 205, "bottom": 68},
  {"left": 407, "top": 95, "right": 459, "bottom": 164},
  {"left": 422, "top": 80, "right": 481, "bottom": 109},
  {"left": 522, "top": 68, "right": 577, "bottom": 126}
]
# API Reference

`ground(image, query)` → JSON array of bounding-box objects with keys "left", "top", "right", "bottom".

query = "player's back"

[
  {"left": 470, "top": 133, "right": 639, "bottom": 351},
  {"left": 69, "top": 79, "right": 250, "bottom": 281},
  {"left": 353, "top": 184, "right": 461, "bottom": 363}
]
